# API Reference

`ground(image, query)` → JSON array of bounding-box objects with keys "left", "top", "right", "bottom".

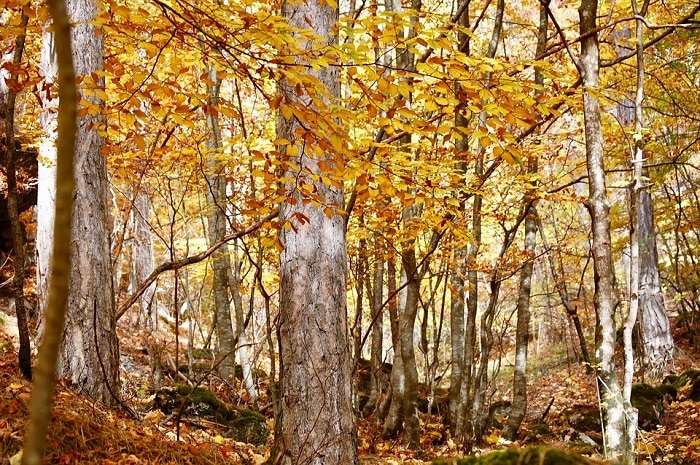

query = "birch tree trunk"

[
  {"left": 37, "top": 0, "right": 119, "bottom": 405},
  {"left": 272, "top": 0, "right": 358, "bottom": 461}
]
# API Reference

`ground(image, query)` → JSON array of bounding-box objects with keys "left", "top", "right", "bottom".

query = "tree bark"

[
  {"left": 578, "top": 0, "right": 632, "bottom": 461},
  {"left": 36, "top": 0, "right": 119, "bottom": 405},
  {"left": 364, "top": 238, "right": 385, "bottom": 416},
  {"left": 202, "top": 62, "right": 237, "bottom": 385},
  {"left": 2, "top": 11, "right": 33, "bottom": 381},
  {"left": 637, "top": 189, "right": 673, "bottom": 375},
  {"left": 272, "top": 0, "right": 358, "bottom": 461}
]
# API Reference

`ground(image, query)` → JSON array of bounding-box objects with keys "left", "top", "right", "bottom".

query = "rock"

[
  {"left": 666, "top": 369, "right": 700, "bottom": 402},
  {"left": 631, "top": 383, "right": 666, "bottom": 430},
  {"left": 224, "top": 409, "right": 270, "bottom": 445},
  {"left": 565, "top": 405, "right": 601, "bottom": 432},
  {"left": 432, "top": 445, "right": 606, "bottom": 464},
  {"left": 485, "top": 400, "right": 512, "bottom": 430},
  {"left": 153, "top": 384, "right": 269, "bottom": 445}
]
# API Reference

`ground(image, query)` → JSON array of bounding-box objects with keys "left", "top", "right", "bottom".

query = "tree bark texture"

[
  {"left": 273, "top": 0, "right": 358, "bottom": 462},
  {"left": 37, "top": 0, "right": 119, "bottom": 405},
  {"left": 203, "top": 63, "right": 237, "bottom": 385},
  {"left": 62, "top": 0, "right": 119, "bottom": 404},
  {"left": 637, "top": 188, "right": 673, "bottom": 375},
  {"left": 578, "top": 0, "right": 631, "bottom": 460}
]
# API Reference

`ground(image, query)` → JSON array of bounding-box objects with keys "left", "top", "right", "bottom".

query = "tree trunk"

[
  {"left": 130, "top": 190, "right": 156, "bottom": 329},
  {"left": 398, "top": 242, "right": 421, "bottom": 448},
  {"left": 21, "top": 0, "right": 77, "bottom": 459},
  {"left": 272, "top": 0, "right": 358, "bottom": 461},
  {"left": 502, "top": 197, "right": 538, "bottom": 440},
  {"left": 637, "top": 188, "right": 673, "bottom": 376},
  {"left": 37, "top": 0, "right": 119, "bottom": 405},
  {"left": 578, "top": 0, "right": 631, "bottom": 460},
  {"left": 448, "top": 0, "right": 469, "bottom": 433},
  {"left": 202, "top": 62, "right": 237, "bottom": 385},
  {"left": 364, "top": 238, "right": 385, "bottom": 416},
  {"left": 2, "top": 11, "right": 33, "bottom": 381},
  {"left": 502, "top": 1, "right": 548, "bottom": 439}
]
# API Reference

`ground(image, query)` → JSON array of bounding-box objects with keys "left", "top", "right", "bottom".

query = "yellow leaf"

[{"left": 281, "top": 104, "right": 293, "bottom": 120}]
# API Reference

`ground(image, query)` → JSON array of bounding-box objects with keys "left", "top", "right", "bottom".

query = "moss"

[
  {"left": 531, "top": 420, "right": 551, "bottom": 436},
  {"left": 655, "top": 383, "right": 677, "bottom": 402},
  {"left": 153, "top": 385, "right": 269, "bottom": 444},
  {"left": 671, "top": 369, "right": 700, "bottom": 388},
  {"left": 565, "top": 405, "right": 601, "bottom": 432},
  {"left": 631, "top": 383, "right": 665, "bottom": 430},
  {"left": 190, "top": 348, "right": 214, "bottom": 360},
  {"left": 225, "top": 412, "right": 270, "bottom": 445},
  {"left": 432, "top": 446, "right": 606, "bottom": 464}
]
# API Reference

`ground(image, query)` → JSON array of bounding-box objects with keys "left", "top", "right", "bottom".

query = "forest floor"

[{"left": 0, "top": 311, "right": 699, "bottom": 464}]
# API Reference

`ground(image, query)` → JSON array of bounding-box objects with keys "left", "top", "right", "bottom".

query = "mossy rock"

[
  {"left": 155, "top": 385, "right": 233, "bottom": 423},
  {"left": 485, "top": 400, "right": 512, "bottom": 430},
  {"left": 190, "top": 347, "right": 215, "bottom": 360},
  {"left": 225, "top": 409, "right": 270, "bottom": 445},
  {"left": 565, "top": 405, "right": 601, "bottom": 432},
  {"left": 432, "top": 446, "right": 607, "bottom": 464},
  {"left": 631, "top": 383, "right": 665, "bottom": 430},
  {"left": 665, "top": 369, "right": 700, "bottom": 389},
  {"left": 654, "top": 383, "right": 677, "bottom": 402},
  {"left": 153, "top": 385, "right": 269, "bottom": 445}
]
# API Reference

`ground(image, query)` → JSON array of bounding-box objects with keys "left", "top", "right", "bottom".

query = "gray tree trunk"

[
  {"left": 37, "top": 0, "right": 119, "bottom": 405},
  {"left": 502, "top": 198, "right": 537, "bottom": 440},
  {"left": 272, "top": 0, "right": 358, "bottom": 461},
  {"left": 202, "top": 63, "right": 237, "bottom": 385},
  {"left": 637, "top": 189, "right": 673, "bottom": 375},
  {"left": 130, "top": 191, "right": 156, "bottom": 329},
  {"left": 502, "top": 2, "right": 547, "bottom": 439},
  {"left": 364, "top": 239, "right": 385, "bottom": 416},
  {"left": 448, "top": 0, "right": 469, "bottom": 432},
  {"left": 398, "top": 242, "right": 421, "bottom": 448},
  {"left": 578, "top": 0, "right": 632, "bottom": 460}
]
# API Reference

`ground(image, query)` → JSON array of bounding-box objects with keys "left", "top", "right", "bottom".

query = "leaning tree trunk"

[
  {"left": 578, "top": 0, "right": 632, "bottom": 461},
  {"left": 271, "top": 0, "right": 358, "bottom": 461},
  {"left": 37, "top": 0, "right": 119, "bottom": 405}
]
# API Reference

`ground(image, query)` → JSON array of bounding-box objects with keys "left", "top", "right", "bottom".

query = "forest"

[{"left": 1, "top": 0, "right": 700, "bottom": 463}]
